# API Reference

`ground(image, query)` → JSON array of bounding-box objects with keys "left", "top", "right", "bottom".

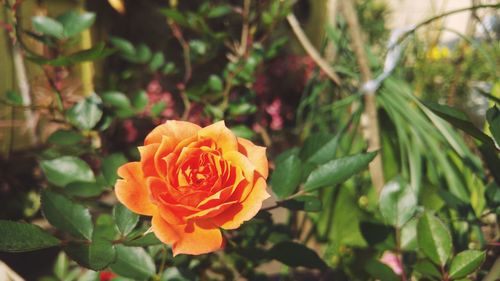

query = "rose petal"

[
  {"left": 115, "top": 162, "right": 156, "bottom": 216},
  {"left": 197, "top": 121, "right": 238, "bottom": 154},
  {"left": 154, "top": 136, "right": 177, "bottom": 178},
  {"left": 237, "top": 138, "right": 269, "bottom": 179},
  {"left": 172, "top": 221, "right": 224, "bottom": 256},
  {"left": 214, "top": 177, "right": 270, "bottom": 230},
  {"left": 152, "top": 213, "right": 181, "bottom": 245},
  {"left": 223, "top": 151, "right": 255, "bottom": 186},
  {"left": 186, "top": 200, "right": 238, "bottom": 220},
  {"left": 138, "top": 143, "right": 160, "bottom": 177},
  {"left": 145, "top": 120, "right": 200, "bottom": 145}
]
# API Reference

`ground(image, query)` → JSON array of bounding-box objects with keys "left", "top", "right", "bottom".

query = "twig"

[
  {"left": 340, "top": 0, "right": 385, "bottom": 193},
  {"left": 483, "top": 257, "right": 500, "bottom": 281},
  {"left": 286, "top": 14, "right": 342, "bottom": 86},
  {"left": 394, "top": 3, "right": 500, "bottom": 47},
  {"left": 4, "top": 1, "right": 38, "bottom": 144},
  {"left": 168, "top": 21, "right": 192, "bottom": 119},
  {"left": 238, "top": 0, "right": 251, "bottom": 57},
  {"left": 169, "top": 21, "right": 192, "bottom": 84}
]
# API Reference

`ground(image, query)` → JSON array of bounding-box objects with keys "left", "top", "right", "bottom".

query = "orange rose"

[{"left": 115, "top": 121, "right": 269, "bottom": 255}]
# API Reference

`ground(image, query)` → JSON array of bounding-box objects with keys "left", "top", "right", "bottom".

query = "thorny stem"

[
  {"left": 42, "top": 67, "right": 65, "bottom": 112},
  {"left": 156, "top": 246, "right": 168, "bottom": 280}
]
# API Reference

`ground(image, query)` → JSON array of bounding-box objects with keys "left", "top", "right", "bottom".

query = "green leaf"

[
  {"left": 149, "top": 52, "right": 165, "bottom": 71},
  {"left": 68, "top": 43, "right": 111, "bottom": 63},
  {"left": 486, "top": 106, "right": 500, "bottom": 145},
  {"left": 67, "top": 94, "right": 103, "bottom": 130},
  {"left": 268, "top": 241, "right": 326, "bottom": 269},
  {"left": 365, "top": 260, "right": 400, "bottom": 281},
  {"left": 26, "top": 55, "right": 71, "bottom": 66},
  {"left": 113, "top": 203, "right": 139, "bottom": 236},
  {"left": 448, "top": 250, "right": 486, "bottom": 279},
  {"left": 151, "top": 101, "right": 166, "bottom": 117},
  {"left": 102, "top": 153, "right": 128, "bottom": 186},
  {"left": 136, "top": 44, "right": 152, "bottom": 63},
  {"left": 304, "top": 152, "right": 377, "bottom": 191},
  {"left": 124, "top": 232, "right": 161, "bottom": 247},
  {"left": 41, "top": 190, "right": 93, "bottom": 240},
  {"left": 206, "top": 5, "right": 232, "bottom": 18},
  {"left": 40, "top": 156, "right": 95, "bottom": 187},
  {"left": 162, "top": 62, "right": 176, "bottom": 75},
  {"left": 303, "top": 133, "right": 341, "bottom": 165},
  {"left": 422, "top": 101, "right": 493, "bottom": 145},
  {"left": 359, "top": 222, "right": 392, "bottom": 245},
  {"left": 208, "top": 75, "right": 223, "bottom": 92},
  {"left": 230, "top": 125, "right": 255, "bottom": 140},
  {"left": 132, "top": 90, "right": 149, "bottom": 111},
  {"left": 0, "top": 220, "right": 60, "bottom": 252},
  {"left": 417, "top": 212, "right": 452, "bottom": 266},
  {"left": 280, "top": 195, "right": 322, "bottom": 212},
  {"left": 271, "top": 153, "right": 302, "bottom": 199},
  {"left": 110, "top": 245, "right": 156, "bottom": 279},
  {"left": 65, "top": 240, "right": 116, "bottom": 271},
  {"left": 65, "top": 214, "right": 117, "bottom": 271},
  {"left": 57, "top": 11, "right": 95, "bottom": 38},
  {"left": 47, "top": 130, "right": 83, "bottom": 146},
  {"left": 379, "top": 178, "right": 417, "bottom": 227},
  {"left": 6, "top": 90, "right": 23, "bottom": 105},
  {"left": 161, "top": 267, "right": 197, "bottom": 281},
  {"left": 110, "top": 37, "right": 136, "bottom": 57},
  {"left": 53, "top": 252, "right": 68, "bottom": 280},
  {"left": 65, "top": 181, "right": 105, "bottom": 197},
  {"left": 102, "top": 91, "right": 131, "bottom": 109},
  {"left": 32, "top": 16, "right": 64, "bottom": 39}
]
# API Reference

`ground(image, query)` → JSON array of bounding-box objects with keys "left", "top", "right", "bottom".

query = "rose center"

[{"left": 179, "top": 152, "right": 217, "bottom": 189}]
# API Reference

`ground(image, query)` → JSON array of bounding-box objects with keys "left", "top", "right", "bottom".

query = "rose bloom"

[{"left": 115, "top": 121, "right": 269, "bottom": 255}]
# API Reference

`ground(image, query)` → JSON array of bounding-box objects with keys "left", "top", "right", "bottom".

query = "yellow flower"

[{"left": 426, "top": 46, "right": 450, "bottom": 61}]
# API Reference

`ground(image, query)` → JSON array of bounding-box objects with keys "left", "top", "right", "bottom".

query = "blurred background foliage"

[{"left": 0, "top": 0, "right": 499, "bottom": 280}]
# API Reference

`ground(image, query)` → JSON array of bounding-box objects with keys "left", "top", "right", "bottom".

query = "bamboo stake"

[
  {"left": 340, "top": 0, "right": 385, "bottom": 192},
  {"left": 78, "top": 3, "right": 94, "bottom": 97}
]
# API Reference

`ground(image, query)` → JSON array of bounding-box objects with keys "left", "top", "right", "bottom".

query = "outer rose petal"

[
  {"left": 115, "top": 162, "right": 156, "bottom": 216},
  {"left": 237, "top": 138, "right": 269, "bottom": 179},
  {"left": 138, "top": 143, "right": 160, "bottom": 177},
  {"left": 152, "top": 213, "right": 181, "bottom": 245},
  {"left": 152, "top": 215, "right": 224, "bottom": 256},
  {"left": 214, "top": 177, "right": 270, "bottom": 230},
  {"left": 172, "top": 222, "right": 224, "bottom": 256},
  {"left": 145, "top": 120, "right": 200, "bottom": 145},
  {"left": 197, "top": 121, "right": 238, "bottom": 154}
]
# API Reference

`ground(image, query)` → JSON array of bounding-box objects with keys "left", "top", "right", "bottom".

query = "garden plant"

[{"left": 0, "top": 0, "right": 499, "bottom": 280}]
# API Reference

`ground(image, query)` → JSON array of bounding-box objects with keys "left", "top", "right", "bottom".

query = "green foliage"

[
  {"left": 67, "top": 94, "right": 103, "bottom": 131},
  {"left": 448, "top": 250, "right": 486, "bottom": 280},
  {"left": 113, "top": 203, "right": 139, "bottom": 237},
  {"left": 40, "top": 156, "right": 95, "bottom": 187},
  {"left": 379, "top": 178, "right": 417, "bottom": 227},
  {"left": 0, "top": 220, "right": 60, "bottom": 252},
  {"left": 110, "top": 245, "right": 156, "bottom": 279},
  {"left": 2, "top": 0, "right": 497, "bottom": 280},
  {"left": 268, "top": 241, "right": 326, "bottom": 269},
  {"left": 304, "top": 152, "right": 377, "bottom": 191},
  {"left": 270, "top": 152, "right": 302, "bottom": 199},
  {"left": 417, "top": 212, "right": 453, "bottom": 266},
  {"left": 41, "top": 190, "right": 94, "bottom": 240}
]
